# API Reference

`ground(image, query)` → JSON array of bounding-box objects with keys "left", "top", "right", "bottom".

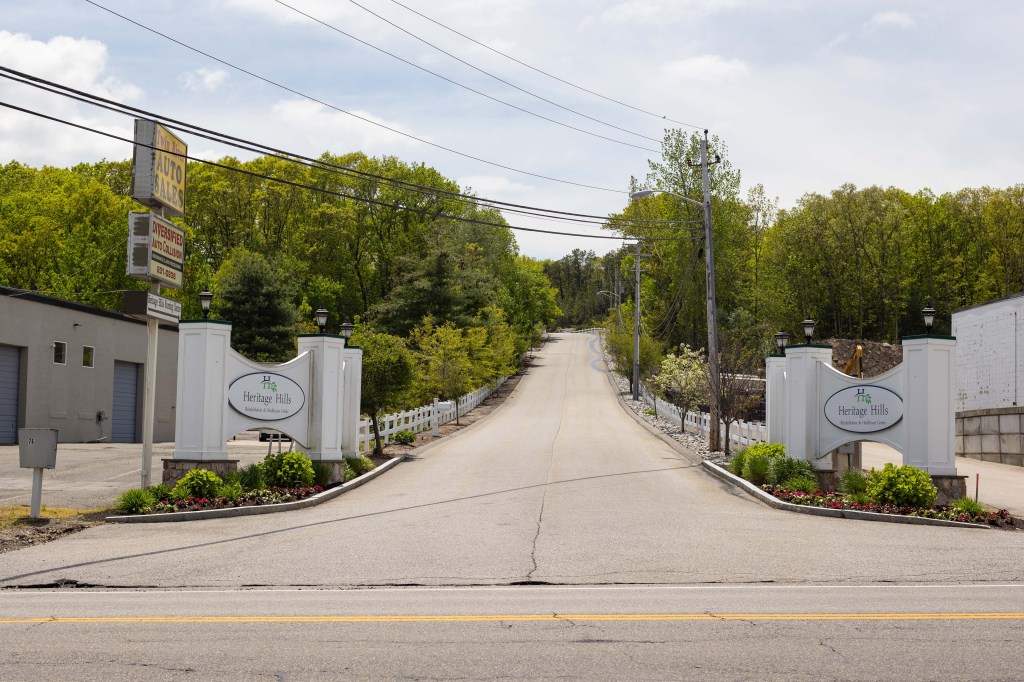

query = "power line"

[
  {"left": 82, "top": 0, "right": 628, "bottom": 194},
  {"left": 270, "top": 0, "right": 660, "bottom": 153},
  {"left": 0, "top": 99, "right": 702, "bottom": 242},
  {"left": 382, "top": 0, "right": 705, "bottom": 130},
  {"left": 323, "top": 0, "right": 664, "bottom": 144},
  {"left": 0, "top": 67, "right": 701, "bottom": 231}
]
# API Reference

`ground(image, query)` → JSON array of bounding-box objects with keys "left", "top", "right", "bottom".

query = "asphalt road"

[{"left": 1, "top": 332, "right": 1022, "bottom": 680}]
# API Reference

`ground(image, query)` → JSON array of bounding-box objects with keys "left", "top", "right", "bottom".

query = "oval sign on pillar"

[
  {"left": 228, "top": 372, "right": 305, "bottom": 421},
  {"left": 824, "top": 385, "right": 904, "bottom": 433}
]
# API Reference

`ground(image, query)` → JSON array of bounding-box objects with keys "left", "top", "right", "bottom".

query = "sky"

[{"left": 1, "top": 0, "right": 1022, "bottom": 260}]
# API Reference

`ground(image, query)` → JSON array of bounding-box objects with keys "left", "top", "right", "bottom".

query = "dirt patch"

[
  {"left": 0, "top": 371, "right": 525, "bottom": 555},
  {"left": 825, "top": 338, "right": 904, "bottom": 378},
  {"left": 0, "top": 509, "right": 109, "bottom": 555}
]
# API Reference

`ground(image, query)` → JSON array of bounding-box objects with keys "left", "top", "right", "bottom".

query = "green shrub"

[
  {"left": 220, "top": 470, "right": 242, "bottom": 487},
  {"left": 264, "top": 451, "right": 316, "bottom": 488},
  {"left": 951, "top": 497, "right": 987, "bottom": 515},
  {"left": 344, "top": 461, "right": 357, "bottom": 482},
  {"left": 312, "top": 462, "right": 333, "bottom": 487},
  {"left": 146, "top": 483, "right": 172, "bottom": 502},
  {"left": 727, "top": 450, "right": 747, "bottom": 476},
  {"left": 394, "top": 430, "right": 416, "bottom": 445},
  {"left": 838, "top": 467, "right": 870, "bottom": 495},
  {"left": 346, "top": 455, "right": 376, "bottom": 476},
  {"left": 866, "top": 463, "right": 937, "bottom": 508},
  {"left": 780, "top": 475, "right": 820, "bottom": 494},
  {"left": 217, "top": 481, "right": 244, "bottom": 501},
  {"left": 171, "top": 468, "right": 223, "bottom": 501},
  {"left": 766, "top": 457, "right": 818, "bottom": 487},
  {"left": 115, "top": 488, "right": 155, "bottom": 514},
  {"left": 738, "top": 444, "right": 786, "bottom": 485},
  {"left": 237, "top": 462, "right": 266, "bottom": 491}
]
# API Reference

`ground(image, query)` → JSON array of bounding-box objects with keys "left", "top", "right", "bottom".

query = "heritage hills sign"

[
  {"left": 824, "top": 385, "right": 904, "bottom": 433},
  {"left": 228, "top": 372, "right": 306, "bottom": 421}
]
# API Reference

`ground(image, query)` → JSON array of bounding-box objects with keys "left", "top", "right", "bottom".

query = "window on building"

[
  {"left": 53, "top": 341, "right": 67, "bottom": 365},
  {"left": 82, "top": 346, "right": 95, "bottom": 368}
]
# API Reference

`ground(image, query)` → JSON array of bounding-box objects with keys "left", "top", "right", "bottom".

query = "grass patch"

[{"left": 0, "top": 505, "right": 106, "bottom": 530}]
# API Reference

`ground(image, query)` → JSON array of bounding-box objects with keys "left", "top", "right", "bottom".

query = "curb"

[
  {"left": 701, "top": 460, "right": 991, "bottom": 530},
  {"left": 106, "top": 455, "right": 406, "bottom": 523}
]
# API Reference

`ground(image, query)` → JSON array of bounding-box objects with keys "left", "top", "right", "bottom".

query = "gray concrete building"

[{"left": 0, "top": 286, "right": 178, "bottom": 444}]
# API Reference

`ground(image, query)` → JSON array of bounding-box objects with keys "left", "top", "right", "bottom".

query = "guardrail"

[
  {"left": 639, "top": 384, "right": 767, "bottom": 448},
  {"left": 357, "top": 376, "right": 508, "bottom": 453}
]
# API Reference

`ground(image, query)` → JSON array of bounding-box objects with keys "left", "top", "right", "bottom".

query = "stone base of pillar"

[
  {"left": 931, "top": 474, "right": 967, "bottom": 506},
  {"left": 316, "top": 460, "right": 348, "bottom": 485},
  {"left": 162, "top": 459, "right": 239, "bottom": 486}
]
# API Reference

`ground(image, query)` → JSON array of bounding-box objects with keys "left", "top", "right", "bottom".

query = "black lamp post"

[
  {"left": 315, "top": 308, "right": 328, "bottom": 333},
  {"left": 923, "top": 304, "right": 936, "bottom": 332},
  {"left": 802, "top": 317, "right": 815, "bottom": 344},
  {"left": 199, "top": 290, "right": 213, "bottom": 319},
  {"left": 774, "top": 330, "right": 789, "bottom": 356},
  {"left": 339, "top": 322, "right": 354, "bottom": 344}
]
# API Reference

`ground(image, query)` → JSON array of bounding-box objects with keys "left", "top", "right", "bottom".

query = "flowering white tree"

[{"left": 653, "top": 344, "right": 709, "bottom": 422}]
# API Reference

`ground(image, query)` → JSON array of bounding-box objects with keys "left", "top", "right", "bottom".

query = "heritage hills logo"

[
  {"left": 228, "top": 372, "right": 305, "bottom": 421},
  {"left": 824, "top": 384, "right": 902, "bottom": 433}
]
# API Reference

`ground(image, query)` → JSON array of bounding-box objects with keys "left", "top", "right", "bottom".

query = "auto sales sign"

[{"left": 131, "top": 119, "right": 187, "bottom": 217}]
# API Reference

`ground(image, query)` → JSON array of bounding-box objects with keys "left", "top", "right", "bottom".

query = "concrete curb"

[
  {"left": 106, "top": 455, "right": 406, "bottom": 523},
  {"left": 701, "top": 460, "right": 991, "bottom": 530}
]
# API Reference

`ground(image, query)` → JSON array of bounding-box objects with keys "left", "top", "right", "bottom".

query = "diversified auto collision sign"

[{"left": 131, "top": 119, "right": 187, "bottom": 217}]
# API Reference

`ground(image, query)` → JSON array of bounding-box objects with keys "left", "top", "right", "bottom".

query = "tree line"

[{"left": 0, "top": 153, "right": 561, "bottom": 452}]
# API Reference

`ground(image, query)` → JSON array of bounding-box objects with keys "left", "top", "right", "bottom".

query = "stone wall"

[
  {"left": 956, "top": 407, "right": 1024, "bottom": 467},
  {"left": 162, "top": 459, "right": 239, "bottom": 486}
]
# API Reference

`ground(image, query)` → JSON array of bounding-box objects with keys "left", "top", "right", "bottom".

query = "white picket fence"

[
  {"left": 357, "top": 377, "right": 507, "bottom": 453},
  {"left": 639, "top": 384, "right": 767, "bottom": 448}
]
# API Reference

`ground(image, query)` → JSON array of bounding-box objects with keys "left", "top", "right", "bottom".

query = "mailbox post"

[{"left": 19, "top": 429, "right": 58, "bottom": 519}]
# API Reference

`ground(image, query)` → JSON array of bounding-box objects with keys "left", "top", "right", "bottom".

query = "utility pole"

[
  {"left": 633, "top": 241, "right": 642, "bottom": 400},
  {"left": 689, "top": 130, "right": 722, "bottom": 452}
]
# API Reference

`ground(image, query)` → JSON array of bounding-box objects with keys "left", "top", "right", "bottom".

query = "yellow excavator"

[{"left": 843, "top": 343, "right": 864, "bottom": 378}]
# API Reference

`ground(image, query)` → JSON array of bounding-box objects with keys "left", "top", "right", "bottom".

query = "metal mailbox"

[{"left": 18, "top": 429, "right": 58, "bottom": 469}]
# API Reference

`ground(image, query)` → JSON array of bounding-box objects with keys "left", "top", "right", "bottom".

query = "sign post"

[{"left": 129, "top": 119, "right": 187, "bottom": 489}]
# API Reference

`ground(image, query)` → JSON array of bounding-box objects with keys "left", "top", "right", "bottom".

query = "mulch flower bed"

[
  {"left": 762, "top": 486, "right": 1016, "bottom": 528},
  {"left": 149, "top": 486, "right": 326, "bottom": 514}
]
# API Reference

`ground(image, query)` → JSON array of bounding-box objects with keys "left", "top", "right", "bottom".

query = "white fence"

[
  {"left": 356, "top": 377, "right": 508, "bottom": 453},
  {"left": 639, "top": 384, "right": 767, "bottom": 449}
]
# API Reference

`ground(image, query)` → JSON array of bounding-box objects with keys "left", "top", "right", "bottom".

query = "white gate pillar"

[
  {"left": 297, "top": 334, "right": 347, "bottom": 461},
  {"left": 172, "top": 320, "right": 231, "bottom": 461},
  {"left": 340, "top": 345, "right": 363, "bottom": 457},
  {"left": 765, "top": 355, "right": 787, "bottom": 444},
  {"left": 783, "top": 345, "right": 833, "bottom": 466},
  {"left": 902, "top": 336, "right": 958, "bottom": 475}
]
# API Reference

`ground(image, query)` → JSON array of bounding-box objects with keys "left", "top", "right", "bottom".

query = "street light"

[
  {"left": 923, "top": 304, "right": 936, "bottom": 332},
  {"left": 198, "top": 290, "right": 213, "bottom": 319},
  {"left": 339, "top": 321, "right": 355, "bottom": 344},
  {"left": 802, "top": 317, "right": 815, "bottom": 344},
  {"left": 774, "top": 330, "right": 789, "bottom": 356},
  {"left": 629, "top": 138, "right": 721, "bottom": 451},
  {"left": 315, "top": 308, "right": 328, "bottom": 333}
]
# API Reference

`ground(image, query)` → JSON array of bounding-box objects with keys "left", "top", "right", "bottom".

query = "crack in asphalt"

[{"left": 525, "top": 340, "right": 571, "bottom": 582}]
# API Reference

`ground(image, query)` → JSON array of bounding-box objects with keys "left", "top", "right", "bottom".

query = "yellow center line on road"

[{"left": 1, "top": 613, "right": 1024, "bottom": 624}]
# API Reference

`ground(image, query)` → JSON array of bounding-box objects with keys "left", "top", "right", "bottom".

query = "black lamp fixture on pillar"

[
  {"left": 339, "top": 322, "right": 354, "bottom": 344},
  {"left": 802, "top": 317, "right": 815, "bottom": 344},
  {"left": 199, "top": 290, "right": 213, "bottom": 319},
  {"left": 315, "top": 308, "right": 328, "bottom": 333},
  {"left": 923, "top": 304, "right": 936, "bottom": 332},
  {"left": 774, "top": 330, "right": 789, "bottom": 356}
]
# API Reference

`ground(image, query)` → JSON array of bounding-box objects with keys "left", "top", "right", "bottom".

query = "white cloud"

[
  {"left": 270, "top": 99, "right": 425, "bottom": 151},
  {"left": 662, "top": 55, "right": 748, "bottom": 82},
  {"left": 869, "top": 11, "right": 916, "bottom": 29},
  {"left": 0, "top": 31, "right": 141, "bottom": 100},
  {"left": 182, "top": 68, "right": 229, "bottom": 92},
  {"left": 458, "top": 175, "right": 536, "bottom": 200}
]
